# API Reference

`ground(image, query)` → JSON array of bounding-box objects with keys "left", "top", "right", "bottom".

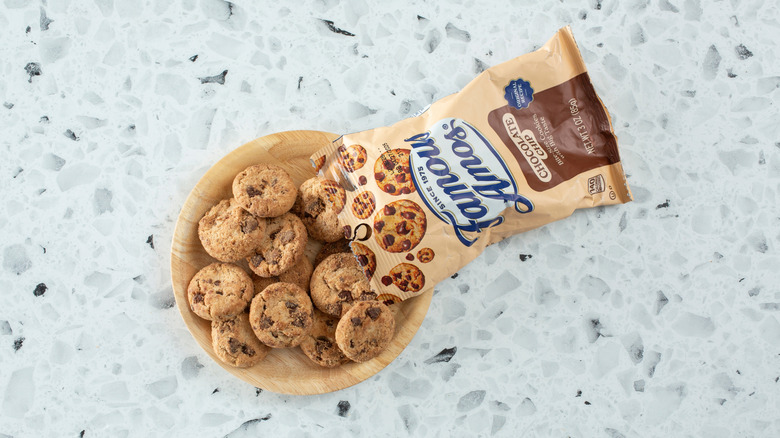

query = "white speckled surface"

[{"left": 2, "top": 0, "right": 780, "bottom": 436}]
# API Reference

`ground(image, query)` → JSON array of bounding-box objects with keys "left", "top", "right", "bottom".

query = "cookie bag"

[{"left": 311, "top": 26, "right": 632, "bottom": 301}]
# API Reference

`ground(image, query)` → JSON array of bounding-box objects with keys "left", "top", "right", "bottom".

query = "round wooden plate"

[{"left": 170, "top": 130, "right": 433, "bottom": 395}]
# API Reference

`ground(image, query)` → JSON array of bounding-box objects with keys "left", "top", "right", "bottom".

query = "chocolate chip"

[
  {"left": 324, "top": 186, "right": 338, "bottom": 195},
  {"left": 242, "top": 345, "right": 256, "bottom": 356},
  {"left": 350, "top": 317, "right": 362, "bottom": 326},
  {"left": 366, "top": 307, "right": 381, "bottom": 320},
  {"left": 357, "top": 255, "right": 369, "bottom": 266},
  {"left": 374, "top": 221, "right": 385, "bottom": 232},
  {"left": 278, "top": 230, "right": 295, "bottom": 244},
  {"left": 291, "top": 317, "right": 305, "bottom": 327},
  {"left": 338, "top": 145, "right": 347, "bottom": 153},
  {"left": 246, "top": 186, "right": 261, "bottom": 197},
  {"left": 259, "top": 315, "right": 273, "bottom": 329},
  {"left": 315, "top": 337, "right": 332, "bottom": 354},
  {"left": 406, "top": 253, "right": 414, "bottom": 261},
  {"left": 228, "top": 338, "right": 240, "bottom": 353},
  {"left": 382, "top": 234, "right": 395, "bottom": 247},
  {"left": 285, "top": 301, "right": 299, "bottom": 311},
  {"left": 383, "top": 160, "right": 394, "bottom": 170},
  {"left": 338, "top": 290, "right": 354, "bottom": 302},
  {"left": 396, "top": 221, "right": 410, "bottom": 235},
  {"left": 357, "top": 157, "right": 365, "bottom": 163},
  {"left": 399, "top": 187, "right": 411, "bottom": 194},
  {"left": 384, "top": 184, "right": 396, "bottom": 193},
  {"left": 393, "top": 272, "right": 402, "bottom": 279},
  {"left": 399, "top": 280, "right": 409, "bottom": 288},
  {"left": 250, "top": 254, "right": 264, "bottom": 266},
  {"left": 400, "top": 211, "right": 416, "bottom": 220},
  {"left": 401, "top": 240, "right": 411, "bottom": 250},
  {"left": 358, "top": 175, "right": 367, "bottom": 185},
  {"left": 395, "top": 173, "right": 406, "bottom": 182},
  {"left": 214, "top": 280, "right": 221, "bottom": 286},
  {"left": 384, "top": 205, "right": 396, "bottom": 215},
  {"left": 381, "top": 276, "right": 392, "bottom": 286},
  {"left": 383, "top": 299, "right": 394, "bottom": 305},
  {"left": 374, "top": 172, "right": 385, "bottom": 181},
  {"left": 193, "top": 293, "right": 204, "bottom": 304},
  {"left": 343, "top": 225, "right": 352, "bottom": 239},
  {"left": 359, "top": 291, "right": 377, "bottom": 301},
  {"left": 241, "top": 217, "right": 259, "bottom": 234}
]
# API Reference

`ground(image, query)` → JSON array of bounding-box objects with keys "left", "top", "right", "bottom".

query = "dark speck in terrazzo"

[
  {"left": 656, "top": 291, "right": 669, "bottom": 314},
  {"left": 337, "top": 400, "right": 350, "bottom": 417},
  {"left": 199, "top": 70, "right": 228, "bottom": 85},
  {"left": 656, "top": 199, "right": 670, "bottom": 209},
  {"left": 519, "top": 254, "right": 533, "bottom": 261},
  {"left": 26, "top": 26, "right": 31, "bottom": 33},
  {"left": 445, "top": 23, "right": 471, "bottom": 42},
  {"left": 34, "top": 283, "right": 47, "bottom": 297},
  {"left": 424, "top": 347, "right": 457, "bottom": 364},
  {"left": 594, "top": 0, "right": 602, "bottom": 10},
  {"left": 451, "top": 273, "right": 458, "bottom": 279},
  {"left": 597, "top": 43, "right": 604, "bottom": 48},
  {"left": 146, "top": 235, "right": 154, "bottom": 249},
  {"left": 40, "top": 115, "right": 49, "bottom": 123},
  {"left": 25, "top": 62, "right": 42, "bottom": 83},
  {"left": 189, "top": 54, "right": 198, "bottom": 62},
  {"left": 727, "top": 69, "right": 737, "bottom": 78},
  {"left": 255, "top": 388, "right": 262, "bottom": 396},
  {"left": 64, "top": 129, "right": 79, "bottom": 141},
  {"left": 80, "top": 430, "right": 85, "bottom": 438},
  {"left": 13, "top": 337, "right": 25, "bottom": 351},
  {"left": 212, "top": 388, "right": 219, "bottom": 394},
  {"left": 579, "top": 10, "right": 587, "bottom": 19},
  {"left": 584, "top": 401, "right": 591, "bottom": 405},
  {"left": 226, "top": 414, "right": 272, "bottom": 435},
  {"left": 297, "top": 76, "right": 303, "bottom": 90},
  {"left": 417, "top": 15, "right": 427, "bottom": 21},
  {"left": 474, "top": 58, "right": 488, "bottom": 74},
  {"left": 40, "top": 7, "right": 54, "bottom": 31},
  {"left": 735, "top": 44, "right": 753, "bottom": 59},
  {"left": 321, "top": 19, "right": 355, "bottom": 37},
  {"left": 3, "top": 102, "right": 13, "bottom": 109},
  {"left": 13, "top": 167, "right": 23, "bottom": 178},
  {"left": 576, "top": 390, "right": 582, "bottom": 397}
]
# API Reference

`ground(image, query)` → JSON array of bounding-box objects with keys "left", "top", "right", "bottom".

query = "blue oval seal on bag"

[{"left": 504, "top": 78, "right": 534, "bottom": 110}]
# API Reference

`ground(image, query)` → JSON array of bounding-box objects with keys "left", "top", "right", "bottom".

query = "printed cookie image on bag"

[
  {"left": 373, "top": 200, "right": 427, "bottom": 253},
  {"left": 374, "top": 149, "right": 415, "bottom": 195},
  {"left": 338, "top": 144, "right": 367, "bottom": 173}
]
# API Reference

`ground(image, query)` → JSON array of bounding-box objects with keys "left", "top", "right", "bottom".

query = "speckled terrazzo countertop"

[{"left": 1, "top": 0, "right": 779, "bottom": 436}]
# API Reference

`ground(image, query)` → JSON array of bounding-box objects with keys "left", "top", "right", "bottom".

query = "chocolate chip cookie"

[
  {"left": 212, "top": 313, "right": 270, "bottom": 368},
  {"left": 198, "top": 198, "right": 266, "bottom": 262},
  {"left": 249, "top": 282, "right": 314, "bottom": 348},
  {"left": 351, "top": 191, "right": 376, "bottom": 219},
  {"left": 299, "top": 309, "right": 350, "bottom": 368},
  {"left": 350, "top": 241, "right": 376, "bottom": 280},
  {"left": 310, "top": 253, "right": 377, "bottom": 318},
  {"left": 233, "top": 164, "right": 297, "bottom": 217},
  {"left": 373, "top": 200, "right": 427, "bottom": 253},
  {"left": 335, "top": 301, "right": 395, "bottom": 363},
  {"left": 374, "top": 149, "right": 415, "bottom": 195},
  {"left": 252, "top": 255, "right": 313, "bottom": 293},
  {"left": 338, "top": 144, "right": 367, "bottom": 173},
  {"left": 188, "top": 263, "right": 254, "bottom": 320},
  {"left": 314, "top": 239, "right": 352, "bottom": 266},
  {"left": 386, "top": 263, "right": 426, "bottom": 292},
  {"left": 416, "top": 247, "right": 435, "bottom": 263},
  {"left": 246, "top": 213, "right": 307, "bottom": 277},
  {"left": 293, "top": 177, "right": 346, "bottom": 242}
]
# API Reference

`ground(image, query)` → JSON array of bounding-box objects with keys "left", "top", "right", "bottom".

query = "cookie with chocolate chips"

[
  {"left": 249, "top": 282, "right": 313, "bottom": 348},
  {"left": 373, "top": 199, "right": 427, "bottom": 253},
  {"left": 351, "top": 191, "right": 376, "bottom": 219},
  {"left": 188, "top": 263, "right": 254, "bottom": 320},
  {"left": 335, "top": 301, "right": 395, "bottom": 363},
  {"left": 310, "top": 253, "right": 377, "bottom": 318},
  {"left": 212, "top": 313, "right": 270, "bottom": 368},
  {"left": 374, "top": 149, "right": 415, "bottom": 196},
  {"left": 338, "top": 144, "right": 367, "bottom": 173},
  {"left": 246, "top": 213, "right": 307, "bottom": 277},
  {"left": 314, "top": 239, "right": 352, "bottom": 267},
  {"left": 198, "top": 198, "right": 266, "bottom": 262},
  {"left": 387, "top": 262, "right": 426, "bottom": 292},
  {"left": 350, "top": 241, "right": 376, "bottom": 280},
  {"left": 299, "top": 309, "right": 351, "bottom": 368},
  {"left": 252, "top": 255, "right": 314, "bottom": 294},
  {"left": 233, "top": 164, "right": 297, "bottom": 217},
  {"left": 293, "top": 177, "right": 346, "bottom": 242}
]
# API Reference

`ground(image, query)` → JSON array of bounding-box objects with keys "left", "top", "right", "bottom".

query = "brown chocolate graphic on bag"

[{"left": 488, "top": 73, "right": 619, "bottom": 192}]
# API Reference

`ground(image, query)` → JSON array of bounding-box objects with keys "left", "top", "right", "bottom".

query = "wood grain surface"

[{"left": 170, "top": 130, "right": 433, "bottom": 395}]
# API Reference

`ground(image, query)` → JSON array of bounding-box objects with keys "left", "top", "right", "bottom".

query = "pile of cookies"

[{"left": 187, "top": 163, "right": 396, "bottom": 369}]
